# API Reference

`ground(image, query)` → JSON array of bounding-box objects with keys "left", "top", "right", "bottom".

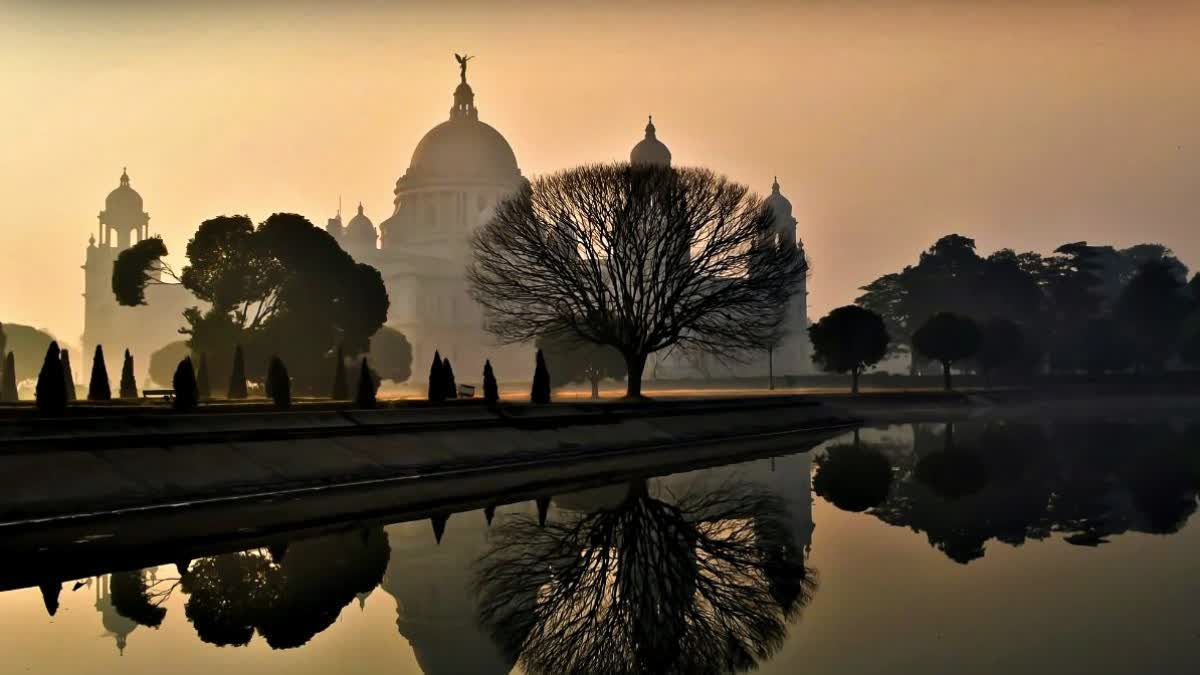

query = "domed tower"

[
  {"left": 630, "top": 116, "right": 672, "bottom": 167},
  {"left": 97, "top": 168, "right": 150, "bottom": 250},
  {"left": 766, "top": 177, "right": 810, "bottom": 375},
  {"left": 343, "top": 203, "right": 378, "bottom": 255},
  {"left": 374, "top": 56, "right": 528, "bottom": 382}
]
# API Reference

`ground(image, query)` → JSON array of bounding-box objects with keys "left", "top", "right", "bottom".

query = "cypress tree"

[
  {"left": 119, "top": 350, "right": 138, "bottom": 399},
  {"left": 195, "top": 353, "right": 211, "bottom": 400},
  {"left": 0, "top": 322, "right": 6, "bottom": 377},
  {"left": 2, "top": 352, "right": 17, "bottom": 402},
  {"left": 60, "top": 349, "right": 76, "bottom": 402},
  {"left": 172, "top": 357, "right": 198, "bottom": 411},
  {"left": 531, "top": 349, "right": 551, "bottom": 404},
  {"left": 87, "top": 345, "right": 111, "bottom": 401},
  {"left": 482, "top": 359, "right": 498, "bottom": 404},
  {"left": 443, "top": 358, "right": 458, "bottom": 399},
  {"left": 227, "top": 344, "right": 248, "bottom": 399},
  {"left": 268, "top": 356, "right": 291, "bottom": 410},
  {"left": 331, "top": 346, "right": 348, "bottom": 400},
  {"left": 428, "top": 351, "right": 445, "bottom": 402},
  {"left": 36, "top": 342, "right": 66, "bottom": 415},
  {"left": 355, "top": 357, "right": 377, "bottom": 409}
]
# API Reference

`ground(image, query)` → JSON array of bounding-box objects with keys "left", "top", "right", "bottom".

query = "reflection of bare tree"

[
  {"left": 473, "top": 479, "right": 816, "bottom": 675},
  {"left": 110, "top": 568, "right": 175, "bottom": 628},
  {"left": 180, "top": 527, "right": 390, "bottom": 649}
]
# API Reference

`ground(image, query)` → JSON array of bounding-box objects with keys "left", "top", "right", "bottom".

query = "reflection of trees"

[
  {"left": 862, "top": 420, "right": 1200, "bottom": 563},
  {"left": 110, "top": 569, "right": 173, "bottom": 628},
  {"left": 473, "top": 479, "right": 816, "bottom": 675},
  {"left": 813, "top": 431, "right": 894, "bottom": 512},
  {"left": 180, "top": 527, "right": 390, "bottom": 649}
]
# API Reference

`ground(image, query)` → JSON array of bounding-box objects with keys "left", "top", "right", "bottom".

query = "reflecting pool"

[{"left": 2, "top": 416, "right": 1198, "bottom": 674}]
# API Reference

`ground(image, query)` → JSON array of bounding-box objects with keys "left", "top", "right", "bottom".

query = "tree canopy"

[
  {"left": 469, "top": 163, "right": 807, "bottom": 398},
  {"left": 807, "top": 305, "right": 889, "bottom": 393},
  {"left": 113, "top": 213, "right": 389, "bottom": 393},
  {"left": 912, "top": 312, "right": 981, "bottom": 391}
]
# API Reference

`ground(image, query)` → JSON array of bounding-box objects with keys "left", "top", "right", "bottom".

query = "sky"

[{"left": 2, "top": 0, "right": 1198, "bottom": 346}]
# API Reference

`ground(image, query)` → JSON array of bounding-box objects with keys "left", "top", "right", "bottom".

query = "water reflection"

[
  {"left": 473, "top": 477, "right": 816, "bottom": 675},
  {"left": 822, "top": 420, "right": 1200, "bottom": 564}
]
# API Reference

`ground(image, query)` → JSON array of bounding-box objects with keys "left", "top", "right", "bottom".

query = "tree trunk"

[
  {"left": 625, "top": 352, "right": 647, "bottom": 399},
  {"left": 942, "top": 361, "right": 952, "bottom": 391},
  {"left": 851, "top": 368, "right": 860, "bottom": 394},
  {"left": 590, "top": 376, "right": 600, "bottom": 400}
]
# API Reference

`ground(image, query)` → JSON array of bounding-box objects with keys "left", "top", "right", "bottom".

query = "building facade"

[{"left": 81, "top": 169, "right": 192, "bottom": 388}]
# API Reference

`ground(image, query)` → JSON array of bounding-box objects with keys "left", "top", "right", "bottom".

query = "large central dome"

[{"left": 399, "top": 81, "right": 521, "bottom": 189}]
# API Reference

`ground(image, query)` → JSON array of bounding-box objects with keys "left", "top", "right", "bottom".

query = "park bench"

[
  {"left": 143, "top": 389, "right": 174, "bottom": 401},
  {"left": 458, "top": 384, "right": 475, "bottom": 398}
]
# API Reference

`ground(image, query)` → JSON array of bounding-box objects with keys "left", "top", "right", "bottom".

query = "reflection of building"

[
  {"left": 81, "top": 169, "right": 193, "bottom": 386},
  {"left": 327, "top": 63, "right": 528, "bottom": 381},
  {"left": 93, "top": 575, "right": 138, "bottom": 655},
  {"left": 381, "top": 507, "right": 531, "bottom": 675},
  {"left": 627, "top": 119, "right": 811, "bottom": 379}
]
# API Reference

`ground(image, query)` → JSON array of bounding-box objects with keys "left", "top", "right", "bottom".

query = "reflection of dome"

[
  {"left": 95, "top": 576, "right": 138, "bottom": 655},
  {"left": 344, "top": 203, "right": 377, "bottom": 249},
  {"left": 630, "top": 115, "right": 672, "bottom": 167}
]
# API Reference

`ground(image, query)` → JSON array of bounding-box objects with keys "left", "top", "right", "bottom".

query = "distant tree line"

[{"left": 809, "top": 235, "right": 1200, "bottom": 391}]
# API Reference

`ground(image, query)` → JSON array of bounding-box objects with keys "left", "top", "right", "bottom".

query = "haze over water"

[{"left": 2, "top": 0, "right": 1199, "bottom": 344}]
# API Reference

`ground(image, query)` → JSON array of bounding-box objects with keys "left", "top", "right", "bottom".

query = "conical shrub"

[
  {"left": 228, "top": 344, "right": 248, "bottom": 399},
  {"left": 482, "top": 359, "right": 498, "bottom": 404},
  {"left": 60, "top": 349, "right": 76, "bottom": 401},
  {"left": 87, "top": 345, "right": 111, "bottom": 401},
  {"left": 443, "top": 358, "right": 458, "bottom": 400},
  {"left": 2, "top": 352, "right": 17, "bottom": 402},
  {"left": 331, "top": 346, "right": 348, "bottom": 400},
  {"left": 355, "top": 357, "right": 377, "bottom": 409},
  {"left": 119, "top": 349, "right": 138, "bottom": 399},
  {"left": 267, "top": 356, "right": 291, "bottom": 410},
  {"left": 172, "top": 357, "right": 198, "bottom": 411},
  {"left": 428, "top": 351, "right": 444, "bottom": 402},
  {"left": 531, "top": 349, "right": 551, "bottom": 404},
  {"left": 196, "top": 353, "right": 211, "bottom": 400},
  {"left": 36, "top": 342, "right": 66, "bottom": 416}
]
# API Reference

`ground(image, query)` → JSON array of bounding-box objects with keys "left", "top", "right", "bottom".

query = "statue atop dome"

[{"left": 454, "top": 53, "right": 474, "bottom": 84}]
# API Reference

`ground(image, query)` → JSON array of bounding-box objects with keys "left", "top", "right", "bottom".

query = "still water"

[{"left": 2, "top": 416, "right": 1198, "bottom": 674}]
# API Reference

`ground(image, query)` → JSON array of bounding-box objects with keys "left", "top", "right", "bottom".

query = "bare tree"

[{"left": 469, "top": 163, "right": 807, "bottom": 398}]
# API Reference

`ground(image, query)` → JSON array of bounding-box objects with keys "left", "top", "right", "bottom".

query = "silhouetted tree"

[
  {"left": 39, "top": 582, "right": 61, "bottom": 617},
  {"left": 196, "top": 353, "right": 212, "bottom": 399},
  {"left": 228, "top": 344, "right": 248, "bottom": 399},
  {"left": 0, "top": 323, "right": 54, "bottom": 382},
  {"left": 60, "top": 349, "right": 76, "bottom": 401},
  {"left": 173, "top": 357, "right": 199, "bottom": 411},
  {"left": 1113, "top": 259, "right": 1190, "bottom": 371},
  {"left": 1181, "top": 313, "right": 1200, "bottom": 370},
  {"left": 428, "top": 351, "right": 445, "bottom": 402},
  {"left": 330, "top": 346, "right": 348, "bottom": 399},
  {"left": 87, "top": 345, "right": 112, "bottom": 401},
  {"left": 530, "top": 349, "right": 551, "bottom": 404},
  {"left": 855, "top": 272, "right": 910, "bottom": 363},
  {"left": 808, "top": 305, "right": 890, "bottom": 393},
  {"left": 354, "top": 357, "right": 377, "bottom": 409},
  {"left": 975, "top": 318, "right": 1025, "bottom": 386},
  {"left": 475, "top": 480, "right": 816, "bottom": 674},
  {"left": 443, "top": 358, "right": 458, "bottom": 399},
  {"left": 1, "top": 351, "right": 16, "bottom": 402},
  {"left": 913, "top": 312, "right": 981, "bottom": 391},
  {"left": 482, "top": 359, "right": 499, "bottom": 404},
  {"left": 110, "top": 570, "right": 168, "bottom": 629},
  {"left": 267, "top": 357, "right": 291, "bottom": 410},
  {"left": 469, "top": 164, "right": 807, "bottom": 398},
  {"left": 119, "top": 349, "right": 138, "bottom": 398},
  {"left": 813, "top": 436, "right": 893, "bottom": 512},
  {"left": 35, "top": 342, "right": 66, "bottom": 416},
  {"left": 150, "top": 341, "right": 190, "bottom": 389},
  {"left": 367, "top": 326, "right": 412, "bottom": 384},
  {"left": 112, "top": 214, "right": 390, "bottom": 394},
  {"left": 0, "top": 323, "right": 6, "bottom": 382},
  {"left": 536, "top": 331, "right": 626, "bottom": 399},
  {"left": 1080, "top": 318, "right": 1134, "bottom": 374}
]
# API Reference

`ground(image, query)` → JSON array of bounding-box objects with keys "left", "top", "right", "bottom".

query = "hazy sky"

[{"left": 2, "top": 0, "right": 1198, "bottom": 346}]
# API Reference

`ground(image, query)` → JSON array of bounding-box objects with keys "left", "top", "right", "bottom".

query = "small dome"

[
  {"left": 102, "top": 168, "right": 149, "bottom": 227},
  {"left": 766, "top": 177, "right": 793, "bottom": 219},
  {"left": 345, "top": 203, "right": 377, "bottom": 247},
  {"left": 630, "top": 116, "right": 671, "bottom": 167}
]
